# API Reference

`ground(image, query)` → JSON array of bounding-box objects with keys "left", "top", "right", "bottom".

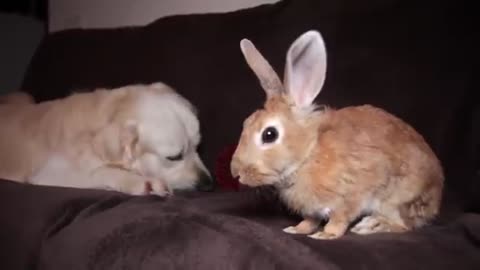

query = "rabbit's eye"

[{"left": 262, "top": 126, "right": 278, "bottom": 144}]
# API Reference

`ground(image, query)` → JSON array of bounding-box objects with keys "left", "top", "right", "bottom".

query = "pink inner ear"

[{"left": 285, "top": 31, "right": 327, "bottom": 108}]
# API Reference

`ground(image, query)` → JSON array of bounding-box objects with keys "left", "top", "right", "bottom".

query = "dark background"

[
  {"left": 0, "top": 0, "right": 47, "bottom": 21},
  {"left": 0, "top": 0, "right": 46, "bottom": 94}
]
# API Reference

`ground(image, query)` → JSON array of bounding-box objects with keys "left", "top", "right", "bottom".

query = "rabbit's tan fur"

[{"left": 231, "top": 30, "right": 444, "bottom": 239}]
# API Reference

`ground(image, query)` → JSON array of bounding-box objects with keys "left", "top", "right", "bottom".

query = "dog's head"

[{"left": 96, "top": 83, "right": 213, "bottom": 192}]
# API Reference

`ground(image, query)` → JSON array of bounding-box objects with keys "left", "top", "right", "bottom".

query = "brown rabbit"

[{"left": 230, "top": 30, "right": 444, "bottom": 239}]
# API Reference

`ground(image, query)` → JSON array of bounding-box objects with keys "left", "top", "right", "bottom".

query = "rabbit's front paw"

[
  {"left": 307, "top": 216, "right": 349, "bottom": 240},
  {"left": 308, "top": 231, "right": 340, "bottom": 240},
  {"left": 283, "top": 226, "right": 300, "bottom": 234},
  {"left": 283, "top": 218, "right": 319, "bottom": 234}
]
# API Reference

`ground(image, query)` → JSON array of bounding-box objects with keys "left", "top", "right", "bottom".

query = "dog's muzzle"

[{"left": 195, "top": 170, "right": 215, "bottom": 192}]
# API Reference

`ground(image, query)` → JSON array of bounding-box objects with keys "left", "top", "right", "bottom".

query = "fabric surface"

[
  {"left": 1, "top": 0, "right": 477, "bottom": 269},
  {"left": 1, "top": 180, "right": 479, "bottom": 270}
]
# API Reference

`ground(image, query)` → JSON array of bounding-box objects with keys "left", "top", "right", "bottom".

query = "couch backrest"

[{"left": 21, "top": 0, "right": 476, "bottom": 196}]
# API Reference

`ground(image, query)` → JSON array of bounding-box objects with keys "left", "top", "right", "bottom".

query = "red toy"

[{"left": 214, "top": 144, "right": 240, "bottom": 191}]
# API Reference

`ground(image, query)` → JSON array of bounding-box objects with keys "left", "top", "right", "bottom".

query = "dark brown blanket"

[{"left": 1, "top": 180, "right": 479, "bottom": 270}]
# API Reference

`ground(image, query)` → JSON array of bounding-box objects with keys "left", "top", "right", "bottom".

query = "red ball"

[{"left": 214, "top": 144, "right": 240, "bottom": 191}]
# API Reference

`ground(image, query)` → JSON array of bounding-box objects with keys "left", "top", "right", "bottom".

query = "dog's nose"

[{"left": 195, "top": 171, "right": 215, "bottom": 192}]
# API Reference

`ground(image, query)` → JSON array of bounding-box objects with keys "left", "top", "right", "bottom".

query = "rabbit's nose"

[{"left": 230, "top": 158, "right": 241, "bottom": 178}]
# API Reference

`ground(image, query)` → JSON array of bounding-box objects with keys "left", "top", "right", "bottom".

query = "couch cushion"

[{"left": 1, "top": 180, "right": 479, "bottom": 270}]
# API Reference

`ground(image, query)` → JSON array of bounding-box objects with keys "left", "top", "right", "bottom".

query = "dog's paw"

[
  {"left": 148, "top": 180, "right": 171, "bottom": 197},
  {"left": 115, "top": 176, "right": 170, "bottom": 197},
  {"left": 125, "top": 180, "right": 152, "bottom": 196}
]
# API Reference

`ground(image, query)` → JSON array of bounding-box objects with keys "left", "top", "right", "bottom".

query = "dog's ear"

[
  {"left": 120, "top": 120, "right": 139, "bottom": 164},
  {"left": 92, "top": 120, "right": 139, "bottom": 165}
]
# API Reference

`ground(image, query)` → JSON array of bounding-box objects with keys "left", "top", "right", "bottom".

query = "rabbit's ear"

[
  {"left": 284, "top": 31, "right": 327, "bottom": 108},
  {"left": 240, "top": 38, "right": 284, "bottom": 97}
]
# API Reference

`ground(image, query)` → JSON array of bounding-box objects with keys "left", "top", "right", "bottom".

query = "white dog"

[{"left": 0, "top": 82, "right": 213, "bottom": 196}]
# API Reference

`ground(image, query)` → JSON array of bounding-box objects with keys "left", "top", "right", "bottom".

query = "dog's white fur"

[{"left": 0, "top": 82, "right": 211, "bottom": 196}]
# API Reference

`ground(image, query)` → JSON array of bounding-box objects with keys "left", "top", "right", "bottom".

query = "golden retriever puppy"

[{"left": 0, "top": 82, "right": 213, "bottom": 196}]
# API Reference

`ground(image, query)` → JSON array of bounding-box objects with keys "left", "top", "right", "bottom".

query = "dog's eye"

[
  {"left": 261, "top": 126, "right": 278, "bottom": 144},
  {"left": 166, "top": 152, "right": 183, "bottom": 161}
]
